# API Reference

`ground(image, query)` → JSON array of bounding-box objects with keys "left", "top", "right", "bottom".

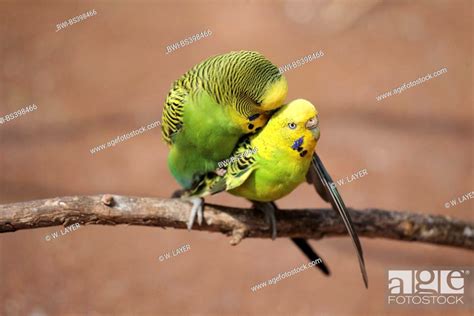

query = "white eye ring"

[{"left": 288, "top": 122, "right": 297, "bottom": 129}]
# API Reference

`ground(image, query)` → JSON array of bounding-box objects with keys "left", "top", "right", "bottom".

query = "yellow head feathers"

[
  {"left": 263, "top": 98, "right": 319, "bottom": 142},
  {"left": 260, "top": 76, "right": 288, "bottom": 111}
]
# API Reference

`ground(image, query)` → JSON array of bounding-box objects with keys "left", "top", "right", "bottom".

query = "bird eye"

[{"left": 288, "top": 122, "right": 297, "bottom": 129}]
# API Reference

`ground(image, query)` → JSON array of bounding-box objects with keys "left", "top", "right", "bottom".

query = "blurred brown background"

[{"left": 0, "top": 0, "right": 473, "bottom": 315}]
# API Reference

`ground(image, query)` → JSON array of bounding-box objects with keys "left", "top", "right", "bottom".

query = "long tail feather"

[
  {"left": 268, "top": 201, "right": 331, "bottom": 276},
  {"left": 308, "top": 153, "right": 368, "bottom": 288},
  {"left": 291, "top": 238, "right": 330, "bottom": 275}
]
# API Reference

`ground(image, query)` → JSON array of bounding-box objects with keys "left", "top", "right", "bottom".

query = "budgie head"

[
  {"left": 224, "top": 51, "right": 288, "bottom": 134},
  {"left": 229, "top": 51, "right": 288, "bottom": 112},
  {"left": 261, "top": 99, "right": 320, "bottom": 156}
]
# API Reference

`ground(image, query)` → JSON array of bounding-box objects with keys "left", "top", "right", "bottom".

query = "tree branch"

[{"left": 0, "top": 195, "right": 472, "bottom": 250}]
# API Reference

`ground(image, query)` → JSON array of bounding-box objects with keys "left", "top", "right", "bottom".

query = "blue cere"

[{"left": 291, "top": 137, "right": 304, "bottom": 150}]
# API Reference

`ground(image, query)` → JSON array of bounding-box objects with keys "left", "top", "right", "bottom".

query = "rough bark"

[{"left": 0, "top": 195, "right": 472, "bottom": 250}]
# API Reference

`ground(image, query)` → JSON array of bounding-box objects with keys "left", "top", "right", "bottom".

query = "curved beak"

[{"left": 306, "top": 116, "right": 320, "bottom": 140}]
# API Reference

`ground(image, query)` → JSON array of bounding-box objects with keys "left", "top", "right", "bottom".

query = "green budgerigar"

[{"left": 161, "top": 51, "right": 288, "bottom": 227}]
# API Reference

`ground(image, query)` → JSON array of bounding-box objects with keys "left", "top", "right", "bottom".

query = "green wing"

[{"left": 187, "top": 138, "right": 258, "bottom": 197}]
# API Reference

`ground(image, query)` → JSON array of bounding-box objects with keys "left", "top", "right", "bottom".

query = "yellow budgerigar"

[{"left": 185, "top": 99, "right": 368, "bottom": 287}]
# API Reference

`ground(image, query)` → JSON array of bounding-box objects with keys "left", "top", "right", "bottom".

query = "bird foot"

[
  {"left": 253, "top": 201, "right": 277, "bottom": 240},
  {"left": 185, "top": 197, "right": 204, "bottom": 230}
]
